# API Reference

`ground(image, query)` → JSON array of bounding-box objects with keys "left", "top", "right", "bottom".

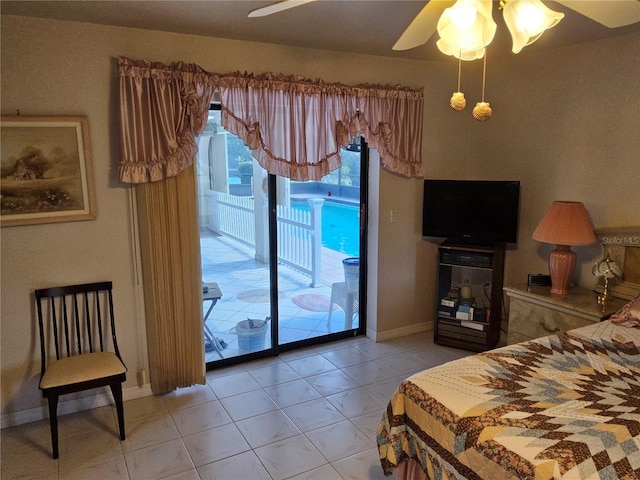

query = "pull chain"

[
  {"left": 481, "top": 53, "right": 487, "bottom": 102},
  {"left": 472, "top": 50, "right": 492, "bottom": 122},
  {"left": 449, "top": 51, "right": 466, "bottom": 112}
]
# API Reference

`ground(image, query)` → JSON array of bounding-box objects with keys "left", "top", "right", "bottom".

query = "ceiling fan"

[{"left": 248, "top": 0, "right": 640, "bottom": 53}]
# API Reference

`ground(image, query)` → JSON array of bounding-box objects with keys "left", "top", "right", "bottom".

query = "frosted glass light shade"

[
  {"left": 436, "top": 38, "right": 487, "bottom": 61},
  {"left": 437, "top": 0, "right": 497, "bottom": 60},
  {"left": 502, "top": 0, "right": 564, "bottom": 53}
]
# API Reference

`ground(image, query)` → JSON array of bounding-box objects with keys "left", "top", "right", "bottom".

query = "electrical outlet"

[
  {"left": 139, "top": 368, "right": 148, "bottom": 384},
  {"left": 390, "top": 209, "right": 398, "bottom": 223}
]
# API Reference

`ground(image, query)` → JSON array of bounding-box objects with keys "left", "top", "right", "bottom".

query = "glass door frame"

[
  {"left": 204, "top": 130, "right": 368, "bottom": 370},
  {"left": 267, "top": 135, "right": 368, "bottom": 355}
]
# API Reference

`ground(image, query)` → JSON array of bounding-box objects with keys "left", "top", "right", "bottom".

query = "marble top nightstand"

[{"left": 504, "top": 284, "right": 627, "bottom": 344}]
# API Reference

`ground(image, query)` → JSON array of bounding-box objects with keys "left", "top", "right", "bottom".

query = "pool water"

[{"left": 292, "top": 200, "right": 360, "bottom": 257}]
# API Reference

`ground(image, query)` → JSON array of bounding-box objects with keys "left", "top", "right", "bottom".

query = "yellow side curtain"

[
  {"left": 118, "top": 57, "right": 214, "bottom": 392},
  {"left": 135, "top": 166, "right": 204, "bottom": 393}
]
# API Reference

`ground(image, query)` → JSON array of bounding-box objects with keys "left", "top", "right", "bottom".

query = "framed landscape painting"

[{"left": 1, "top": 116, "right": 96, "bottom": 227}]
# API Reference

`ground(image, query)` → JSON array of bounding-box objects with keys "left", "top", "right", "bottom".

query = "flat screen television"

[{"left": 422, "top": 179, "right": 520, "bottom": 245}]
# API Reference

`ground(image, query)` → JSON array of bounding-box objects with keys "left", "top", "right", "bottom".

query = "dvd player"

[{"left": 441, "top": 251, "right": 493, "bottom": 268}]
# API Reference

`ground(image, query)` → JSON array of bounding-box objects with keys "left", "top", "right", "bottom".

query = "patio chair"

[
  {"left": 327, "top": 281, "right": 359, "bottom": 330},
  {"left": 35, "top": 281, "right": 127, "bottom": 459}
]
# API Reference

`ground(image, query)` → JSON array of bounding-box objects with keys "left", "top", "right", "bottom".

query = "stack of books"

[
  {"left": 438, "top": 290, "right": 488, "bottom": 323},
  {"left": 437, "top": 296, "right": 458, "bottom": 317},
  {"left": 455, "top": 304, "right": 473, "bottom": 320},
  {"left": 454, "top": 297, "right": 475, "bottom": 320}
]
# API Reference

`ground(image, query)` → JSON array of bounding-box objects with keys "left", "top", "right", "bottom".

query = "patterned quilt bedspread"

[{"left": 377, "top": 321, "right": 640, "bottom": 479}]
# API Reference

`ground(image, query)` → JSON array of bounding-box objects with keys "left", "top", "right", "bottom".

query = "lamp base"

[{"left": 549, "top": 245, "right": 575, "bottom": 295}]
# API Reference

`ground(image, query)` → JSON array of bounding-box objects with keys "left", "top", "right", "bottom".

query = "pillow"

[{"left": 609, "top": 293, "right": 640, "bottom": 327}]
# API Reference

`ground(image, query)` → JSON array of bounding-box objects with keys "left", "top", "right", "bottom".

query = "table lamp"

[{"left": 532, "top": 201, "right": 596, "bottom": 295}]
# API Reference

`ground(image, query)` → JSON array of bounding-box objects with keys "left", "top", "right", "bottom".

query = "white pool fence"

[{"left": 205, "top": 192, "right": 324, "bottom": 287}]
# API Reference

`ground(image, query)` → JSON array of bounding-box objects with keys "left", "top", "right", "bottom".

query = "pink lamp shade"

[{"left": 532, "top": 201, "right": 596, "bottom": 295}]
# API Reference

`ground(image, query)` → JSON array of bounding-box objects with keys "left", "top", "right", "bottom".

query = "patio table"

[{"left": 203, "top": 282, "right": 224, "bottom": 358}]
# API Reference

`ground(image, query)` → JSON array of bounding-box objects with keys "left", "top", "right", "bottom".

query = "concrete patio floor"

[{"left": 200, "top": 230, "right": 359, "bottom": 363}]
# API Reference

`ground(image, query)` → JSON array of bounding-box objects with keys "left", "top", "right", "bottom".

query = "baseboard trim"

[
  {"left": 367, "top": 321, "right": 433, "bottom": 342},
  {"left": 1, "top": 383, "right": 153, "bottom": 429}
]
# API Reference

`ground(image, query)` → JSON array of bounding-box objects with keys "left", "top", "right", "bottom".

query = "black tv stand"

[{"left": 434, "top": 242, "right": 505, "bottom": 352}]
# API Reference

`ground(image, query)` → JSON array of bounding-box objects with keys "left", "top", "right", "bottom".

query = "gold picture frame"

[{"left": 1, "top": 116, "right": 96, "bottom": 226}]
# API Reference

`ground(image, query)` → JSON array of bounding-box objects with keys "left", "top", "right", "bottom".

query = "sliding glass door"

[
  {"left": 197, "top": 108, "right": 274, "bottom": 364},
  {"left": 276, "top": 140, "right": 365, "bottom": 349},
  {"left": 197, "top": 106, "right": 366, "bottom": 369}
]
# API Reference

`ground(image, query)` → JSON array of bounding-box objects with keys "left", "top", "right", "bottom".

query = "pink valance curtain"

[
  {"left": 219, "top": 73, "right": 353, "bottom": 181},
  {"left": 219, "top": 73, "right": 424, "bottom": 180},
  {"left": 118, "top": 57, "right": 424, "bottom": 183},
  {"left": 118, "top": 58, "right": 217, "bottom": 183},
  {"left": 349, "top": 84, "right": 424, "bottom": 178}
]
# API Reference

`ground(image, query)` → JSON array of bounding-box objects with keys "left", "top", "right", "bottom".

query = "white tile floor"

[{"left": 1, "top": 332, "right": 472, "bottom": 480}]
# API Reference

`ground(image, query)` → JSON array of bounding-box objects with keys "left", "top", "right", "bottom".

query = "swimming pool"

[{"left": 292, "top": 200, "right": 360, "bottom": 257}]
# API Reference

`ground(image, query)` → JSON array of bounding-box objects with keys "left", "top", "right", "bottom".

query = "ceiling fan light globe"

[
  {"left": 450, "top": 4, "right": 478, "bottom": 29},
  {"left": 437, "top": 0, "right": 497, "bottom": 54},
  {"left": 436, "top": 38, "right": 486, "bottom": 60},
  {"left": 502, "top": 0, "right": 564, "bottom": 53}
]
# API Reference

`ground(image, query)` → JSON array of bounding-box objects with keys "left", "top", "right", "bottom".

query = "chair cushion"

[{"left": 40, "top": 351, "right": 126, "bottom": 390}]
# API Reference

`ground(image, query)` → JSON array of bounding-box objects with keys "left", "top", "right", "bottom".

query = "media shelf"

[{"left": 434, "top": 242, "right": 505, "bottom": 352}]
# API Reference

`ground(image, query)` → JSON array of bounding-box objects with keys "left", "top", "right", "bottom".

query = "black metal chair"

[{"left": 35, "top": 281, "right": 127, "bottom": 459}]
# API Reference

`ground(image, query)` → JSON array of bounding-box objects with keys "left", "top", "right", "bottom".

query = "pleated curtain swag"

[{"left": 118, "top": 56, "right": 424, "bottom": 184}]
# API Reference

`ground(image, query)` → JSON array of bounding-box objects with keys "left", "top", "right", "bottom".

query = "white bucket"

[
  {"left": 230, "top": 318, "right": 269, "bottom": 353},
  {"left": 342, "top": 257, "right": 359, "bottom": 292}
]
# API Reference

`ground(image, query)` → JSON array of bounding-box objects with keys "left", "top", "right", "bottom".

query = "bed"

[{"left": 377, "top": 294, "right": 640, "bottom": 479}]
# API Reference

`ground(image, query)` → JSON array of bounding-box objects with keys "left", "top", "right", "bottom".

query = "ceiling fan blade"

[
  {"left": 393, "top": 0, "right": 456, "bottom": 51},
  {"left": 248, "top": 0, "right": 316, "bottom": 18},
  {"left": 555, "top": 0, "right": 640, "bottom": 28}
]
